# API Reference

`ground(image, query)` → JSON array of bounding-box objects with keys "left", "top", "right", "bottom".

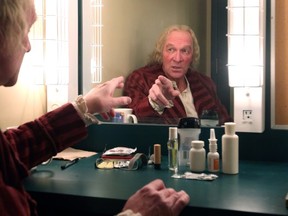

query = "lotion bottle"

[
  {"left": 207, "top": 128, "right": 219, "bottom": 172},
  {"left": 222, "top": 122, "right": 239, "bottom": 174}
]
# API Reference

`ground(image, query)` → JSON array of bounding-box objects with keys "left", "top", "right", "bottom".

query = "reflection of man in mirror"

[{"left": 123, "top": 25, "right": 232, "bottom": 125}]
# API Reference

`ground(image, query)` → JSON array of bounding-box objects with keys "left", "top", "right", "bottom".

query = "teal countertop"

[{"left": 24, "top": 155, "right": 288, "bottom": 215}]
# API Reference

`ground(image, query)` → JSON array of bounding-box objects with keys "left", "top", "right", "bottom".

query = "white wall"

[{"left": 0, "top": 82, "right": 46, "bottom": 129}]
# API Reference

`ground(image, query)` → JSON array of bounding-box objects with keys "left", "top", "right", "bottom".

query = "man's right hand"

[
  {"left": 148, "top": 75, "right": 180, "bottom": 109},
  {"left": 121, "top": 179, "right": 190, "bottom": 216}
]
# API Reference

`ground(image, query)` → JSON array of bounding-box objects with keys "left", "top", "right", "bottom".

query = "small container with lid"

[
  {"left": 153, "top": 144, "right": 161, "bottom": 169},
  {"left": 189, "top": 140, "right": 206, "bottom": 172}
]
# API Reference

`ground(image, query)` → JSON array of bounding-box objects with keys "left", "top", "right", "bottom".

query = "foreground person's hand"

[
  {"left": 121, "top": 179, "right": 190, "bottom": 216},
  {"left": 84, "top": 76, "right": 132, "bottom": 119}
]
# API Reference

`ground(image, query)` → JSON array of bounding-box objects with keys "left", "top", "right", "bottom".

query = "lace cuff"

[
  {"left": 116, "top": 209, "right": 142, "bottom": 216},
  {"left": 72, "top": 95, "right": 99, "bottom": 126}
]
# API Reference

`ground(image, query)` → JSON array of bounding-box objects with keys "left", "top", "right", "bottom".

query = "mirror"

[
  {"left": 82, "top": 0, "right": 230, "bottom": 126},
  {"left": 271, "top": 0, "right": 288, "bottom": 129},
  {"left": 101, "top": 0, "right": 212, "bottom": 81}
]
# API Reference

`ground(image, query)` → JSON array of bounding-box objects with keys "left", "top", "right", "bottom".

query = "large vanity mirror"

[
  {"left": 82, "top": 0, "right": 231, "bottom": 126},
  {"left": 271, "top": 0, "right": 288, "bottom": 129}
]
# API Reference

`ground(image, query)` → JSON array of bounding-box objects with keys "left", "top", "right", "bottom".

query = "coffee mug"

[{"left": 113, "top": 108, "right": 138, "bottom": 124}]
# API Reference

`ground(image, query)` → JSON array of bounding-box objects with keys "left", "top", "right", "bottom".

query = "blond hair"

[
  {"left": 148, "top": 25, "right": 200, "bottom": 69},
  {"left": 0, "top": 0, "right": 32, "bottom": 56}
]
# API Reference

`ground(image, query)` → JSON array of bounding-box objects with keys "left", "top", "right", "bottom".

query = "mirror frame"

[{"left": 270, "top": 0, "right": 288, "bottom": 129}]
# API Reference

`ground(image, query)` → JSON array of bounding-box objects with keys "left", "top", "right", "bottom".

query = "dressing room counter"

[{"left": 23, "top": 155, "right": 288, "bottom": 215}]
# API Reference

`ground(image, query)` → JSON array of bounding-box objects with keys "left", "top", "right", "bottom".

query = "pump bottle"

[
  {"left": 222, "top": 122, "right": 239, "bottom": 174},
  {"left": 207, "top": 128, "right": 219, "bottom": 172}
]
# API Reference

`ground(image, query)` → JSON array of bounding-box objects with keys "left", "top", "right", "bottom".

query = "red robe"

[
  {"left": 0, "top": 103, "right": 87, "bottom": 215},
  {"left": 123, "top": 64, "right": 232, "bottom": 125}
]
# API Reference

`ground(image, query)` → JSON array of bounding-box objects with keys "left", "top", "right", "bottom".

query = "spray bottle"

[{"left": 207, "top": 128, "right": 219, "bottom": 172}]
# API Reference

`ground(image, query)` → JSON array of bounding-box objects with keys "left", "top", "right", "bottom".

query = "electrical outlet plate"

[
  {"left": 233, "top": 87, "right": 265, "bottom": 133},
  {"left": 243, "top": 110, "right": 252, "bottom": 121}
]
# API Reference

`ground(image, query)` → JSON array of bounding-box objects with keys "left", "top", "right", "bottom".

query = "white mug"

[{"left": 113, "top": 108, "right": 138, "bottom": 124}]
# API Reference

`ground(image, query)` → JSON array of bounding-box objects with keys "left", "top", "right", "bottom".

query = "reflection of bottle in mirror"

[
  {"left": 177, "top": 117, "right": 201, "bottom": 167},
  {"left": 167, "top": 127, "right": 178, "bottom": 171},
  {"left": 200, "top": 110, "right": 219, "bottom": 127}
]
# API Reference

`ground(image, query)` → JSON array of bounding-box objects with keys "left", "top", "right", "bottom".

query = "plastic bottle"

[
  {"left": 207, "top": 128, "right": 219, "bottom": 172},
  {"left": 177, "top": 117, "right": 201, "bottom": 167},
  {"left": 189, "top": 140, "right": 206, "bottom": 172},
  {"left": 222, "top": 122, "right": 239, "bottom": 174},
  {"left": 167, "top": 127, "right": 178, "bottom": 171}
]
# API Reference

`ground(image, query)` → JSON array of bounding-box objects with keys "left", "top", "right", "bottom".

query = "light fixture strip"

[
  {"left": 227, "top": 0, "right": 265, "bottom": 87},
  {"left": 90, "top": 0, "right": 103, "bottom": 83}
]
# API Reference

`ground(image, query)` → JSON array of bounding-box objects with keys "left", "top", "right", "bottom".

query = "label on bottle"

[{"left": 208, "top": 157, "right": 219, "bottom": 172}]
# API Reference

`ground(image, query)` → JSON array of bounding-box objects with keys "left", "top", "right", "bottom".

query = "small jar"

[{"left": 189, "top": 140, "right": 206, "bottom": 172}]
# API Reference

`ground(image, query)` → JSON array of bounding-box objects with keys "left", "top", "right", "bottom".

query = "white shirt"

[
  {"left": 149, "top": 77, "right": 198, "bottom": 118},
  {"left": 176, "top": 78, "right": 198, "bottom": 118}
]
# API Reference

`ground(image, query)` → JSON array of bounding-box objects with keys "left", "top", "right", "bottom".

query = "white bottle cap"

[
  {"left": 210, "top": 128, "right": 216, "bottom": 139},
  {"left": 191, "top": 140, "right": 204, "bottom": 149},
  {"left": 225, "top": 122, "right": 236, "bottom": 135},
  {"left": 209, "top": 144, "right": 217, "bottom": 152},
  {"left": 209, "top": 128, "right": 217, "bottom": 145},
  {"left": 169, "top": 127, "right": 178, "bottom": 139}
]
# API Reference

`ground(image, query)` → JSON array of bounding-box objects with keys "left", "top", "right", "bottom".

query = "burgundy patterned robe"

[{"left": 123, "top": 64, "right": 232, "bottom": 125}]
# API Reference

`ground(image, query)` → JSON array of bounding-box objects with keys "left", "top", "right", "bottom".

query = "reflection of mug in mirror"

[{"left": 113, "top": 108, "right": 138, "bottom": 124}]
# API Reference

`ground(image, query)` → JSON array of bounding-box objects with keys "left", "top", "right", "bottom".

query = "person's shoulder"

[
  {"left": 187, "top": 69, "right": 212, "bottom": 81},
  {"left": 129, "top": 64, "right": 163, "bottom": 78},
  {"left": 134, "top": 64, "right": 162, "bottom": 72}
]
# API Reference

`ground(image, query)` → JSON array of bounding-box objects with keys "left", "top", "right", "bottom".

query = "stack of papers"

[{"left": 53, "top": 147, "right": 97, "bottom": 161}]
